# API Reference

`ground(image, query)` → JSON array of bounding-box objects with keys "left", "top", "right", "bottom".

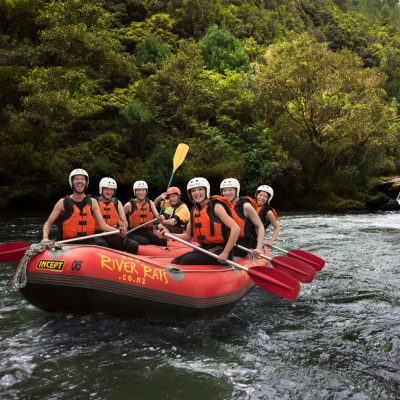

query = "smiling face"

[
  {"left": 101, "top": 187, "right": 115, "bottom": 201},
  {"left": 72, "top": 175, "right": 87, "bottom": 194},
  {"left": 256, "top": 191, "right": 269, "bottom": 206},
  {"left": 190, "top": 187, "right": 206, "bottom": 203},
  {"left": 135, "top": 188, "right": 147, "bottom": 200},
  {"left": 221, "top": 187, "right": 237, "bottom": 202}
]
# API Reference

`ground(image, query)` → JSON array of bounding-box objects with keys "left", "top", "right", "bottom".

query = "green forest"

[{"left": 1, "top": 0, "right": 400, "bottom": 210}]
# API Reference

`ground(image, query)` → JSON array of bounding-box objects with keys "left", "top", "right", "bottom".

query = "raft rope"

[{"left": 12, "top": 242, "right": 50, "bottom": 289}]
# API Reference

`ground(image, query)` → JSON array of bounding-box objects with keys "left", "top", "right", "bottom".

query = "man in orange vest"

[{"left": 42, "top": 169, "right": 125, "bottom": 243}]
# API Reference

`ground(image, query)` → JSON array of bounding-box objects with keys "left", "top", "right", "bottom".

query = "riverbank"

[{"left": 1, "top": 175, "right": 399, "bottom": 213}]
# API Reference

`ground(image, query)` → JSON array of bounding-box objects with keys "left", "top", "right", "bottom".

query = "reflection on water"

[{"left": 0, "top": 211, "right": 399, "bottom": 399}]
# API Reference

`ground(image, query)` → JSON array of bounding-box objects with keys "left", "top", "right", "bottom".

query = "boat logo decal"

[
  {"left": 98, "top": 253, "right": 168, "bottom": 285},
  {"left": 36, "top": 259, "right": 65, "bottom": 272}
]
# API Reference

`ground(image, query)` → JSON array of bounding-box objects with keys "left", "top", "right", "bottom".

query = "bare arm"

[
  {"left": 42, "top": 199, "right": 64, "bottom": 240},
  {"left": 150, "top": 200, "right": 160, "bottom": 217},
  {"left": 150, "top": 200, "right": 164, "bottom": 222},
  {"left": 123, "top": 201, "right": 131, "bottom": 216},
  {"left": 214, "top": 203, "right": 240, "bottom": 262},
  {"left": 265, "top": 210, "right": 280, "bottom": 246},
  {"left": 244, "top": 203, "right": 264, "bottom": 255},
  {"left": 154, "top": 193, "right": 167, "bottom": 207},
  {"left": 117, "top": 200, "right": 128, "bottom": 227}
]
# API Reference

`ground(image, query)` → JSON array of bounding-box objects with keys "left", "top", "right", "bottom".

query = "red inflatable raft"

[{"left": 17, "top": 244, "right": 255, "bottom": 319}]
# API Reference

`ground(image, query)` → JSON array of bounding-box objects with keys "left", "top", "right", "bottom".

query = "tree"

[
  {"left": 254, "top": 33, "right": 398, "bottom": 197},
  {"left": 198, "top": 25, "right": 250, "bottom": 73},
  {"left": 135, "top": 34, "right": 171, "bottom": 75}
]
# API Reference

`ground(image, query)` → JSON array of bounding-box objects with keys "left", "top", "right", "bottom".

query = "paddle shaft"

[
  {"left": 164, "top": 233, "right": 293, "bottom": 290},
  {"left": 127, "top": 218, "right": 158, "bottom": 235},
  {"left": 270, "top": 243, "right": 288, "bottom": 254},
  {"left": 57, "top": 218, "right": 159, "bottom": 245},
  {"left": 0, "top": 219, "right": 159, "bottom": 263},
  {"left": 237, "top": 244, "right": 272, "bottom": 261},
  {"left": 0, "top": 246, "right": 30, "bottom": 256}
]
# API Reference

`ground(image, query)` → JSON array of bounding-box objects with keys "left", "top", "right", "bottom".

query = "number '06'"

[{"left": 72, "top": 260, "right": 82, "bottom": 271}]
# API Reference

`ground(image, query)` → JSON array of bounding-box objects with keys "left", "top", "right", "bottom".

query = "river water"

[{"left": 0, "top": 211, "right": 399, "bottom": 399}]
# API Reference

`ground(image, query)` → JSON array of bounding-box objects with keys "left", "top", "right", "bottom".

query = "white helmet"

[
  {"left": 187, "top": 177, "right": 210, "bottom": 202},
  {"left": 220, "top": 178, "right": 240, "bottom": 196},
  {"left": 99, "top": 177, "right": 117, "bottom": 194},
  {"left": 69, "top": 168, "right": 89, "bottom": 188},
  {"left": 133, "top": 180, "right": 148, "bottom": 194},
  {"left": 255, "top": 185, "right": 274, "bottom": 203}
]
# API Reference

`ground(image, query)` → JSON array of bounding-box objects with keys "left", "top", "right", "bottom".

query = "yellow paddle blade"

[{"left": 172, "top": 143, "right": 189, "bottom": 172}]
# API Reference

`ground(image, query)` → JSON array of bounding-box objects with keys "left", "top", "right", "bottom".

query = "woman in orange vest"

[
  {"left": 124, "top": 180, "right": 167, "bottom": 246},
  {"left": 95, "top": 177, "right": 138, "bottom": 253},
  {"left": 42, "top": 169, "right": 125, "bottom": 244},
  {"left": 255, "top": 185, "right": 280, "bottom": 247},
  {"left": 220, "top": 178, "right": 264, "bottom": 258},
  {"left": 158, "top": 177, "right": 240, "bottom": 265}
]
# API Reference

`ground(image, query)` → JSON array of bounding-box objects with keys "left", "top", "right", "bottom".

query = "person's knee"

[
  {"left": 130, "top": 234, "right": 149, "bottom": 245},
  {"left": 125, "top": 239, "right": 138, "bottom": 254},
  {"left": 95, "top": 237, "right": 109, "bottom": 248}
]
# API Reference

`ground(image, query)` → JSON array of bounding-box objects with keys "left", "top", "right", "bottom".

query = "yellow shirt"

[{"left": 163, "top": 199, "right": 190, "bottom": 227}]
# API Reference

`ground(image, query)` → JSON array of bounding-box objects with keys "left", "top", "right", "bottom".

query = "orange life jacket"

[
  {"left": 57, "top": 195, "right": 96, "bottom": 240},
  {"left": 189, "top": 196, "right": 232, "bottom": 245},
  {"left": 95, "top": 197, "right": 120, "bottom": 231},
  {"left": 257, "top": 204, "right": 278, "bottom": 229},
  {"left": 127, "top": 198, "right": 154, "bottom": 229},
  {"left": 229, "top": 196, "right": 257, "bottom": 239}
]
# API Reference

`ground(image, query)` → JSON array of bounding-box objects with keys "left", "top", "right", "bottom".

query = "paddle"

[
  {"left": 0, "top": 219, "right": 159, "bottom": 263},
  {"left": 163, "top": 232, "right": 300, "bottom": 300},
  {"left": 235, "top": 244, "right": 316, "bottom": 283},
  {"left": 160, "top": 143, "right": 189, "bottom": 213},
  {"left": 59, "top": 218, "right": 160, "bottom": 244},
  {"left": 0, "top": 242, "right": 31, "bottom": 263},
  {"left": 267, "top": 244, "right": 325, "bottom": 271}
]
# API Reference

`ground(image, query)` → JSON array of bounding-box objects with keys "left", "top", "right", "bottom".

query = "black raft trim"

[{"left": 25, "top": 272, "right": 255, "bottom": 309}]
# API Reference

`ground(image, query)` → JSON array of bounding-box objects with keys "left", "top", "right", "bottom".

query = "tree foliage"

[
  {"left": 1, "top": 0, "right": 400, "bottom": 209},
  {"left": 198, "top": 25, "right": 250, "bottom": 73},
  {"left": 255, "top": 33, "right": 398, "bottom": 197}
]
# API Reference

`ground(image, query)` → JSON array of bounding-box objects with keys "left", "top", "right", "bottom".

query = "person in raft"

[
  {"left": 94, "top": 177, "right": 139, "bottom": 254},
  {"left": 154, "top": 186, "right": 190, "bottom": 233},
  {"left": 123, "top": 180, "right": 167, "bottom": 246},
  {"left": 157, "top": 177, "right": 240, "bottom": 265},
  {"left": 254, "top": 185, "right": 280, "bottom": 247},
  {"left": 42, "top": 169, "right": 126, "bottom": 243},
  {"left": 220, "top": 178, "right": 264, "bottom": 259}
]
